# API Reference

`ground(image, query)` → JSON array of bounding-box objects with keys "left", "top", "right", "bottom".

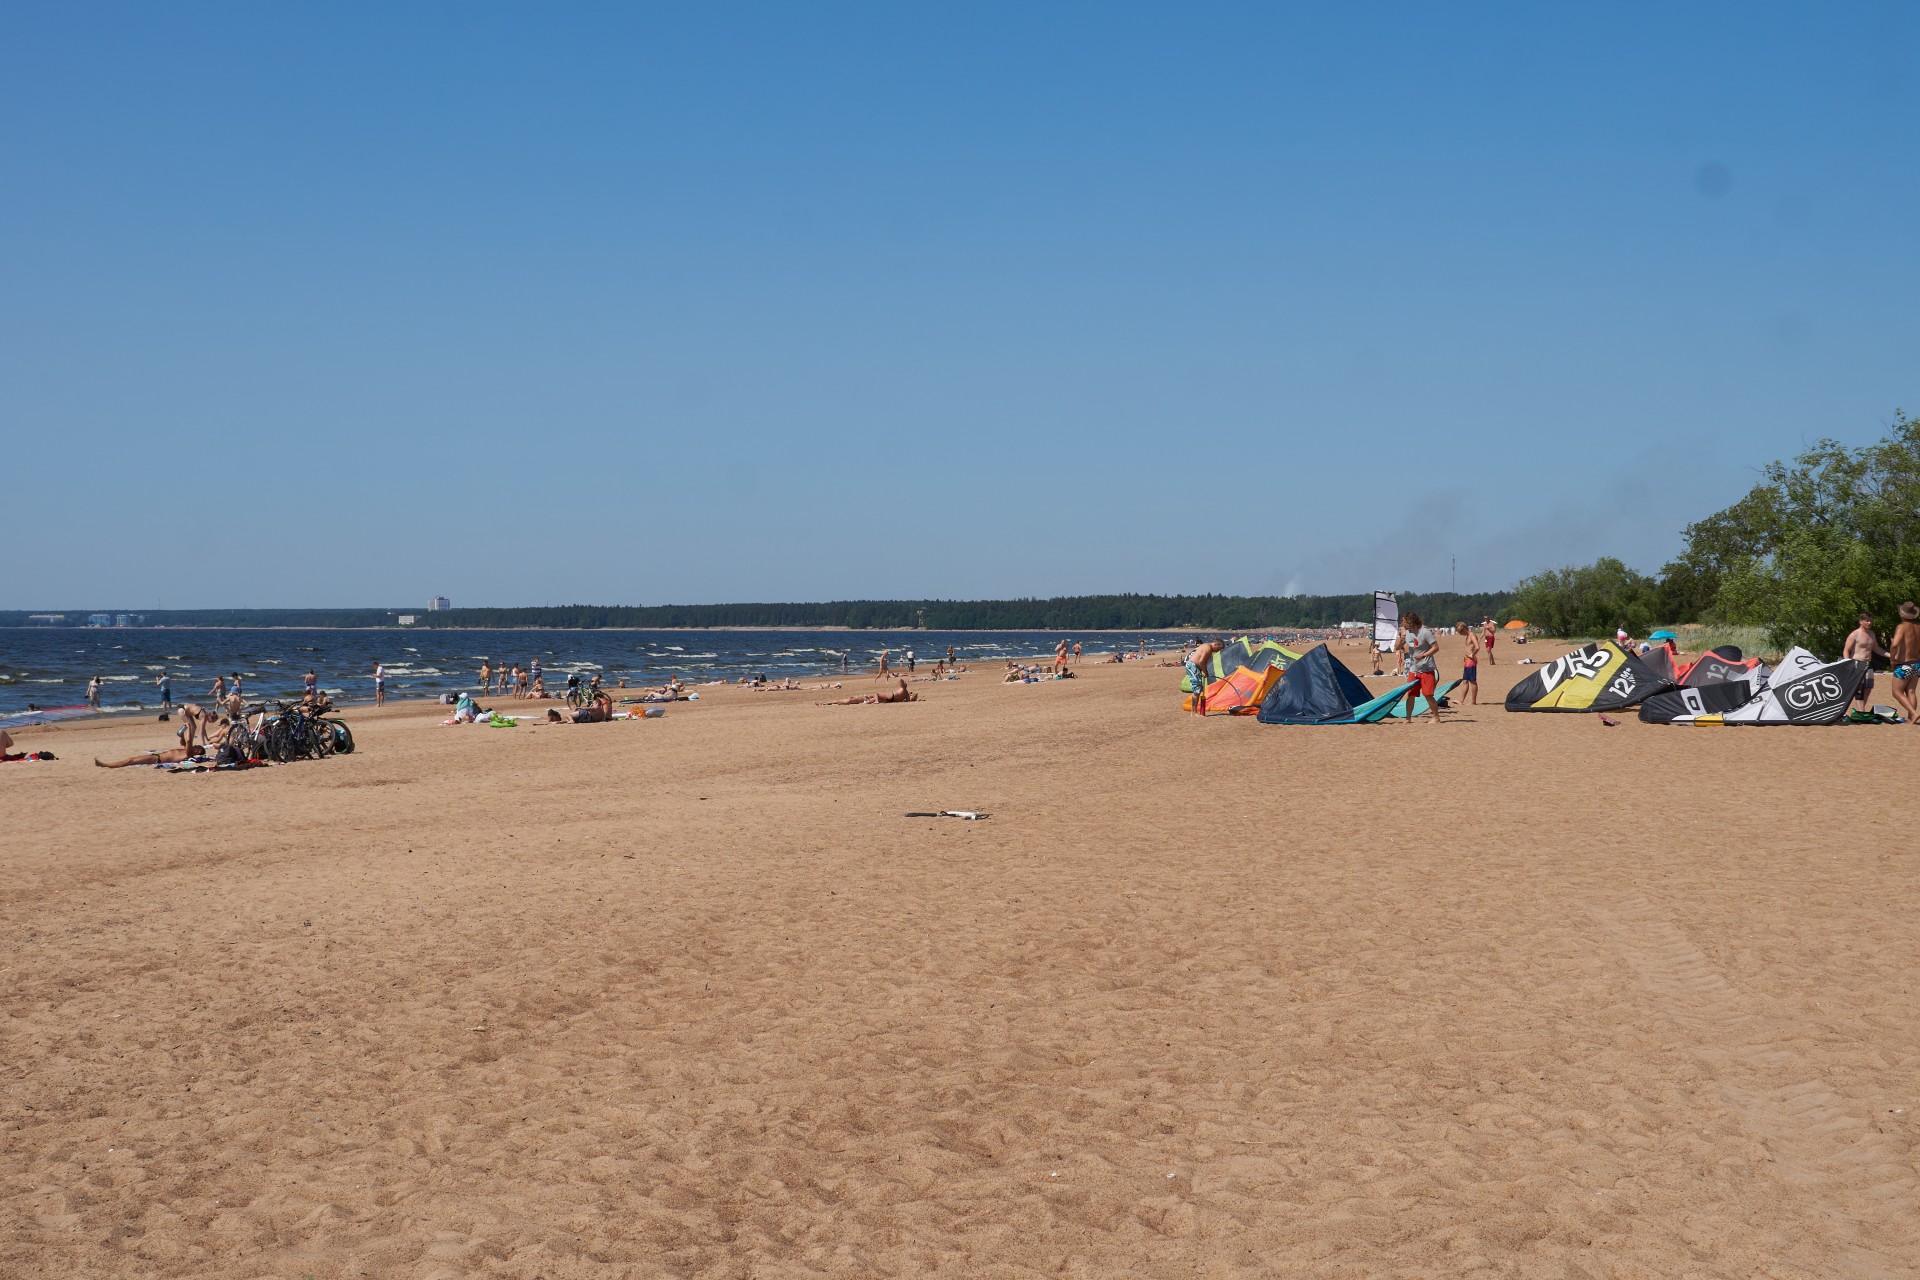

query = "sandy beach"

[{"left": 3, "top": 636, "right": 1916, "bottom": 1278}]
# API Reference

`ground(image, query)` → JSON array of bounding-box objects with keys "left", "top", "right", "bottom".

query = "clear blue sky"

[{"left": 3, "top": 3, "right": 1914, "bottom": 609}]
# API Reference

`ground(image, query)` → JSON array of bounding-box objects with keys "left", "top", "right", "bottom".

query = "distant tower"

[{"left": 429, "top": 595, "right": 452, "bottom": 612}]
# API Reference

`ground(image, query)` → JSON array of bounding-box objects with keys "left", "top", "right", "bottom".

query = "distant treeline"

[{"left": 0, "top": 592, "right": 1511, "bottom": 633}]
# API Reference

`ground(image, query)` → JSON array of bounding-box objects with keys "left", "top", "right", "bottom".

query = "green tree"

[
  {"left": 1704, "top": 412, "right": 1920, "bottom": 654},
  {"left": 1506, "top": 558, "right": 1659, "bottom": 638}
]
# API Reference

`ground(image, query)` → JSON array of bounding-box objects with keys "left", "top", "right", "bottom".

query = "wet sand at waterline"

[{"left": 4, "top": 637, "right": 1916, "bottom": 1278}]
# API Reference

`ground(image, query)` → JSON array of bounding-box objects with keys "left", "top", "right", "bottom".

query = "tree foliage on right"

[
  {"left": 1701, "top": 411, "right": 1920, "bottom": 655},
  {"left": 1506, "top": 412, "right": 1920, "bottom": 655}
]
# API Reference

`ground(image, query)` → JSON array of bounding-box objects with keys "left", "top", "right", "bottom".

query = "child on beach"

[{"left": 1455, "top": 622, "right": 1480, "bottom": 705}]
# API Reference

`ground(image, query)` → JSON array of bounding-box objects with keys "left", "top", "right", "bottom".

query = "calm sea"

[{"left": 0, "top": 628, "right": 1195, "bottom": 718}]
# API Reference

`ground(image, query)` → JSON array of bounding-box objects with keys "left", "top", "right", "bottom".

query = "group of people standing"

[
  {"left": 475, "top": 658, "right": 546, "bottom": 699},
  {"left": 1845, "top": 604, "right": 1920, "bottom": 723}
]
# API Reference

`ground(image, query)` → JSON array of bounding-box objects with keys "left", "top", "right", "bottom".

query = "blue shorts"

[
  {"left": 1462, "top": 664, "right": 1478, "bottom": 683},
  {"left": 1185, "top": 660, "right": 1204, "bottom": 691}
]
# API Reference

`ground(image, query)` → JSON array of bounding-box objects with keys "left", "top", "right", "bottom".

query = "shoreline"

[{"left": 0, "top": 624, "right": 1237, "bottom": 634}]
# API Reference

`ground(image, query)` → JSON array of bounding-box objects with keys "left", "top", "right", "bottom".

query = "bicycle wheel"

[
  {"left": 326, "top": 720, "right": 354, "bottom": 755},
  {"left": 227, "top": 725, "right": 259, "bottom": 763},
  {"left": 261, "top": 719, "right": 290, "bottom": 763}
]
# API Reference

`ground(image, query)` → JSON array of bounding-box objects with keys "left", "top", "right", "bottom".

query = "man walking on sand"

[
  {"left": 1482, "top": 617, "right": 1497, "bottom": 665},
  {"left": 1844, "top": 612, "right": 1887, "bottom": 714},
  {"left": 1400, "top": 612, "right": 1442, "bottom": 724},
  {"left": 1890, "top": 602, "right": 1920, "bottom": 726},
  {"left": 374, "top": 661, "right": 387, "bottom": 706}
]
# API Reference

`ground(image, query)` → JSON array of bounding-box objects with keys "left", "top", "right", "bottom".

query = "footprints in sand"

[{"left": 1587, "top": 897, "right": 1919, "bottom": 1275}]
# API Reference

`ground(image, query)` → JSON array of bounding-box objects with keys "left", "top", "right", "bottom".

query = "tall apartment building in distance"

[{"left": 428, "top": 596, "right": 452, "bottom": 612}]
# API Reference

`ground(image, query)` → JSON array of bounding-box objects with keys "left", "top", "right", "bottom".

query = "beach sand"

[{"left": 3, "top": 638, "right": 1916, "bottom": 1277}]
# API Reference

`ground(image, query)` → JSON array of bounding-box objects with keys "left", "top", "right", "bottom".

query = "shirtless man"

[
  {"left": 1482, "top": 617, "right": 1497, "bottom": 666},
  {"left": 108, "top": 713, "right": 229, "bottom": 767},
  {"left": 478, "top": 660, "right": 491, "bottom": 694},
  {"left": 1843, "top": 612, "right": 1887, "bottom": 713},
  {"left": 1890, "top": 602, "right": 1920, "bottom": 726},
  {"left": 547, "top": 692, "right": 615, "bottom": 723},
  {"left": 96, "top": 744, "right": 202, "bottom": 768},
  {"left": 210, "top": 674, "right": 227, "bottom": 704},
  {"left": 1185, "top": 639, "right": 1225, "bottom": 714},
  {"left": 819, "top": 678, "right": 919, "bottom": 705}
]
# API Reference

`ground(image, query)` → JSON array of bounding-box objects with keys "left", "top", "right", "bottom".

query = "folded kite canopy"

[
  {"left": 1256, "top": 644, "right": 1410, "bottom": 724},
  {"left": 1182, "top": 663, "right": 1284, "bottom": 715},
  {"left": 1179, "top": 637, "right": 1302, "bottom": 693},
  {"left": 1504, "top": 640, "right": 1673, "bottom": 712},
  {"left": 1648, "top": 647, "right": 1865, "bottom": 725}
]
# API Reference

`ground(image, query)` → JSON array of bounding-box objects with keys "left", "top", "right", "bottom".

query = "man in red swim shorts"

[{"left": 1401, "top": 612, "right": 1442, "bottom": 724}]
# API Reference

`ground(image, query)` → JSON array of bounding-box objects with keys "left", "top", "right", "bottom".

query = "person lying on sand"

[
  {"left": 818, "top": 679, "right": 919, "bottom": 705},
  {"left": 547, "top": 693, "right": 615, "bottom": 723},
  {"left": 96, "top": 745, "right": 205, "bottom": 768}
]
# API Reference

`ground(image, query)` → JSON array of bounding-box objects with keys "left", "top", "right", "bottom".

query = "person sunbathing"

[
  {"left": 96, "top": 744, "right": 204, "bottom": 768},
  {"left": 547, "top": 693, "right": 615, "bottom": 723},
  {"left": 818, "top": 679, "right": 919, "bottom": 705}
]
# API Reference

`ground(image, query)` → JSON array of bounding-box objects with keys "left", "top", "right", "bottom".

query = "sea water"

[{"left": 0, "top": 628, "right": 1195, "bottom": 717}]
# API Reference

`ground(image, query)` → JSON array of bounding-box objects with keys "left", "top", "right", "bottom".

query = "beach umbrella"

[
  {"left": 1503, "top": 620, "right": 1528, "bottom": 630},
  {"left": 1648, "top": 629, "right": 1678, "bottom": 642}
]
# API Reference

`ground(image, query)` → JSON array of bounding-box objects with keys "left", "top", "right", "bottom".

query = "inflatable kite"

[
  {"left": 1644, "top": 647, "right": 1864, "bottom": 725},
  {"left": 1181, "top": 663, "right": 1283, "bottom": 715},
  {"left": 1180, "top": 637, "right": 1301, "bottom": 693},
  {"left": 1504, "top": 640, "right": 1673, "bottom": 713},
  {"left": 1256, "top": 645, "right": 1412, "bottom": 724}
]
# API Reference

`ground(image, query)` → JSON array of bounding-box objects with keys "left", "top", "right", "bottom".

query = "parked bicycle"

[{"left": 251, "top": 699, "right": 355, "bottom": 763}]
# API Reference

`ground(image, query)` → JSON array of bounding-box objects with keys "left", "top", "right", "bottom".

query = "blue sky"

[{"left": 3, "top": 3, "right": 1914, "bottom": 608}]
